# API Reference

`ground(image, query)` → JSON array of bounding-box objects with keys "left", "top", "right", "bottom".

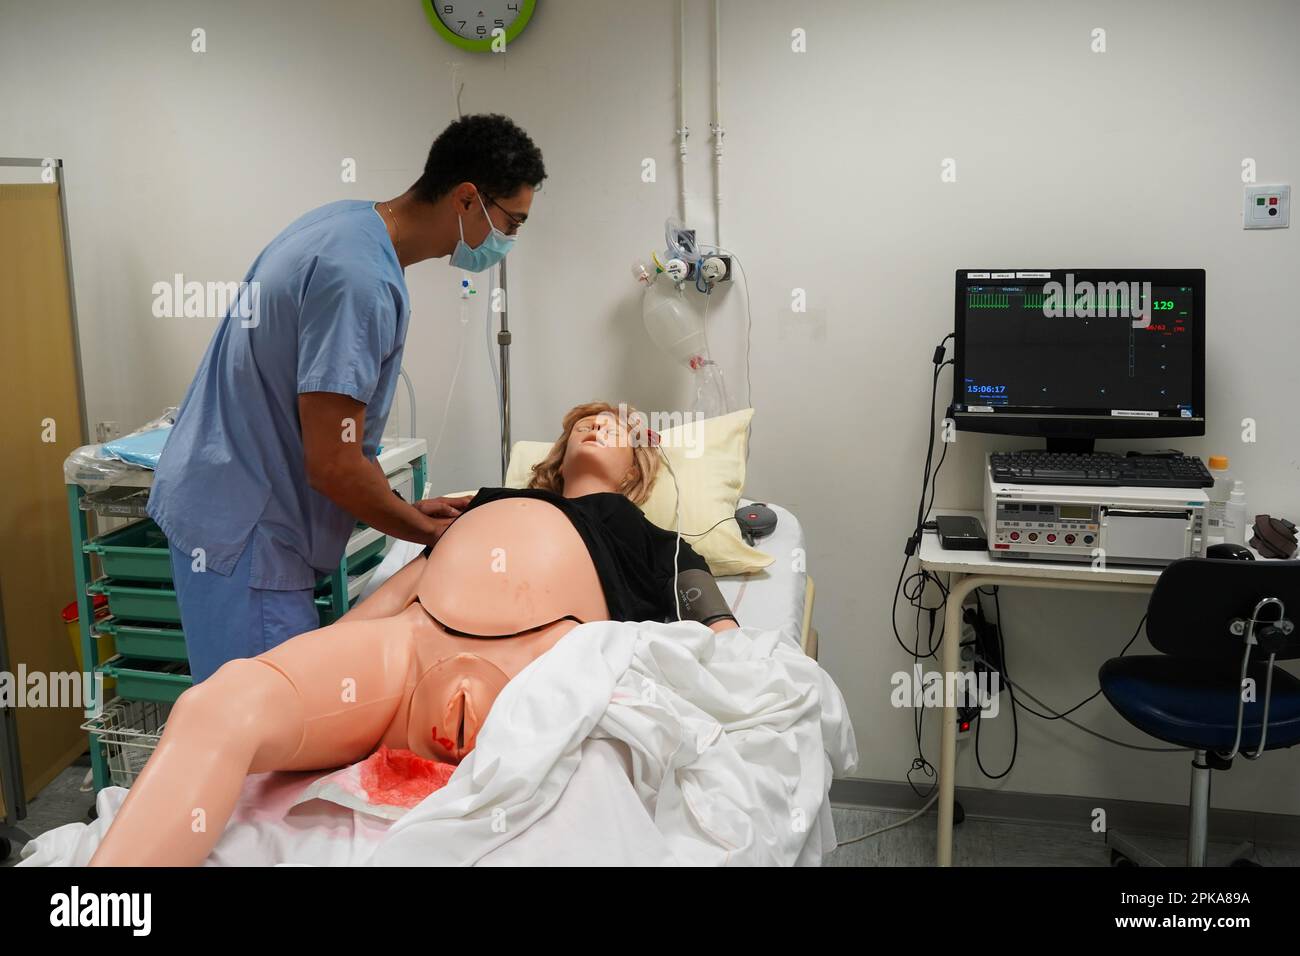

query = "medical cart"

[{"left": 67, "top": 439, "right": 428, "bottom": 795}]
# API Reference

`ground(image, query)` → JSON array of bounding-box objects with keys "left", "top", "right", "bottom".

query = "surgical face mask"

[{"left": 450, "top": 193, "right": 516, "bottom": 273}]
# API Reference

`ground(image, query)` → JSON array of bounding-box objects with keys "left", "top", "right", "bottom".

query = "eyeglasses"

[{"left": 479, "top": 190, "right": 527, "bottom": 235}]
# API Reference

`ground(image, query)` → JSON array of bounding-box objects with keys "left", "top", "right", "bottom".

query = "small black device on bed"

[
  {"left": 735, "top": 503, "right": 778, "bottom": 544},
  {"left": 937, "top": 515, "right": 987, "bottom": 551}
]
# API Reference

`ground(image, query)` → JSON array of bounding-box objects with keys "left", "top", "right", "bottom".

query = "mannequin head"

[{"left": 528, "top": 401, "right": 660, "bottom": 503}]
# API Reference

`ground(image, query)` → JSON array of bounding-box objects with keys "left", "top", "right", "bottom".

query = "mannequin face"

[{"left": 561, "top": 411, "right": 636, "bottom": 492}]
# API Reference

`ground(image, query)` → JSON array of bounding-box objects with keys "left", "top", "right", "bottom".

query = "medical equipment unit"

[
  {"left": 632, "top": 219, "right": 735, "bottom": 419},
  {"left": 984, "top": 475, "right": 1208, "bottom": 566},
  {"left": 947, "top": 269, "right": 1214, "bottom": 568}
]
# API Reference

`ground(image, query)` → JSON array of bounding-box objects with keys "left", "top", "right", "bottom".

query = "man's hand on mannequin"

[
  {"left": 301, "top": 391, "right": 461, "bottom": 547},
  {"left": 415, "top": 495, "right": 474, "bottom": 542}
]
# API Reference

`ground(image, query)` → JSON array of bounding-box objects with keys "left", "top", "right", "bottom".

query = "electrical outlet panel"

[{"left": 1243, "top": 184, "right": 1290, "bottom": 230}]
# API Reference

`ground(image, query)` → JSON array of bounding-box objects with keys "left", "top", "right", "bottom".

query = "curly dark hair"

[{"left": 412, "top": 113, "right": 546, "bottom": 202}]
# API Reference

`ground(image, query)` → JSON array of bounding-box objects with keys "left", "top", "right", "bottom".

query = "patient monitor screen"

[{"left": 958, "top": 280, "right": 1198, "bottom": 417}]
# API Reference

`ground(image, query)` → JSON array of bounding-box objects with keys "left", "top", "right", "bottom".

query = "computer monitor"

[{"left": 949, "top": 268, "right": 1206, "bottom": 452}]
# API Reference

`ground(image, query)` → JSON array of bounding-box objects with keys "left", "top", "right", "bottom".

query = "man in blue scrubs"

[{"left": 149, "top": 114, "right": 546, "bottom": 682}]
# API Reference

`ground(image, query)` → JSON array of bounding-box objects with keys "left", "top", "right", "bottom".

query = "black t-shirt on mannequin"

[{"left": 422, "top": 486, "right": 715, "bottom": 624}]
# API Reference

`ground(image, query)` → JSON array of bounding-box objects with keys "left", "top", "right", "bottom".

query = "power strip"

[{"left": 956, "top": 620, "right": 977, "bottom": 741}]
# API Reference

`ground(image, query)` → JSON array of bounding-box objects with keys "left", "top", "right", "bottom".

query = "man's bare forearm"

[{"left": 316, "top": 455, "right": 438, "bottom": 545}]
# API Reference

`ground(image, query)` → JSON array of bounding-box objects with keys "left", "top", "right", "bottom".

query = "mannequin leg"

[{"left": 89, "top": 614, "right": 415, "bottom": 866}]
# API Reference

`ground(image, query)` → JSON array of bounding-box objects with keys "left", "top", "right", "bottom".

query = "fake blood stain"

[{"left": 359, "top": 745, "right": 456, "bottom": 809}]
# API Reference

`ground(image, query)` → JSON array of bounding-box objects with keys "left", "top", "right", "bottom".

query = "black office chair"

[{"left": 1099, "top": 558, "right": 1300, "bottom": 866}]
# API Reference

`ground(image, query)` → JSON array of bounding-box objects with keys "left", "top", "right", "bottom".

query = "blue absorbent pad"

[{"left": 103, "top": 425, "right": 172, "bottom": 469}]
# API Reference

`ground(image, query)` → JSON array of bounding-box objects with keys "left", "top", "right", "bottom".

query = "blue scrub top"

[{"left": 149, "top": 200, "right": 410, "bottom": 589}]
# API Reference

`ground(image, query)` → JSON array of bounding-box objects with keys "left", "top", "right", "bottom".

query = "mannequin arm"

[{"left": 673, "top": 568, "right": 739, "bottom": 631}]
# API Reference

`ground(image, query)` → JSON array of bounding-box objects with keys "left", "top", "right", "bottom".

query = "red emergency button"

[
  {"left": 1009, "top": 531, "right": 1020, "bottom": 541},
  {"left": 1046, "top": 533, "right": 1057, "bottom": 543},
  {"left": 1270, "top": 197, "right": 1279, "bottom": 205}
]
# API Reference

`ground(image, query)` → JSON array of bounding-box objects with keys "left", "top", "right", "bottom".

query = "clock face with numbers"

[{"left": 422, "top": 0, "right": 537, "bottom": 52}]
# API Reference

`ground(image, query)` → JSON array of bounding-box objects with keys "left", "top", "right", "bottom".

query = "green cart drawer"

[
  {"left": 350, "top": 532, "right": 387, "bottom": 569},
  {"left": 97, "top": 619, "right": 188, "bottom": 662},
  {"left": 89, "top": 580, "right": 181, "bottom": 624},
  {"left": 315, "top": 551, "right": 386, "bottom": 626},
  {"left": 314, "top": 534, "right": 388, "bottom": 594},
  {"left": 100, "top": 656, "right": 192, "bottom": 704},
  {"left": 85, "top": 520, "right": 173, "bottom": 582}
]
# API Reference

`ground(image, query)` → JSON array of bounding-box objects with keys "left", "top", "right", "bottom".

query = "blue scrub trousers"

[{"left": 169, "top": 542, "right": 318, "bottom": 684}]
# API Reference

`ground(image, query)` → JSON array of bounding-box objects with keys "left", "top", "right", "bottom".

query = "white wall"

[{"left": 4, "top": 0, "right": 1298, "bottom": 813}]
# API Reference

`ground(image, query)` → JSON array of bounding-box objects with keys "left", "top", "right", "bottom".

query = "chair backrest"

[{"left": 1146, "top": 558, "right": 1300, "bottom": 662}]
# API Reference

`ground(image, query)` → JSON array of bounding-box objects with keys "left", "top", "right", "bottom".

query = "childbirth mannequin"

[{"left": 89, "top": 401, "right": 737, "bottom": 866}]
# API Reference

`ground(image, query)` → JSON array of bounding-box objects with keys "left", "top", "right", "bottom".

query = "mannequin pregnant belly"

[
  {"left": 392, "top": 497, "right": 611, "bottom": 762},
  {"left": 417, "top": 496, "right": 609, "bottom": 634}
]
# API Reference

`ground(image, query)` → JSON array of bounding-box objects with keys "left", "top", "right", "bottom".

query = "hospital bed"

[
  {"left": 719, "top": 500, "right": 818, "bottom": 659},
  {"left": 22, "top": 500, "right": 853, "bottom": 866}
]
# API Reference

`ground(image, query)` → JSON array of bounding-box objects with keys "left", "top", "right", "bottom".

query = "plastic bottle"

[
  {"left": 1222, "top": 480, "right": 1248, "bottom": 546},
  {"left": 1204, "top": 455, "right": 1232, "bottom": 546},
  {"left": 641, "top": 275, "right": 706, "bottom": 366}
]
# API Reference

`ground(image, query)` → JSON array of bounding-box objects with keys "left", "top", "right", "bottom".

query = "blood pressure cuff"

[{"left": 673, "top": 568, "right": 737, "bottom": 626}]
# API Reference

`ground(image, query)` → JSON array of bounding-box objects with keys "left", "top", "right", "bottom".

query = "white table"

[{"left": 918, "top": 510, "right": 1162, "bottom": 866}]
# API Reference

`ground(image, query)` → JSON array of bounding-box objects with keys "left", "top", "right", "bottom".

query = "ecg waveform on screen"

[
  {"left": 967, "top": 293, "right": 1010, "bottom": 309},
  {"left": 966, "top": 289, "right": 1146, "bottom": 314}
]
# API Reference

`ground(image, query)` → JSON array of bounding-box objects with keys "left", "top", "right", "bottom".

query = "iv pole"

[
  {"left": 497, "top": 258, "right": 511, "bottom": 483},
  {"left": 447, "top": 76, "right": 512, "bottom": 482}
]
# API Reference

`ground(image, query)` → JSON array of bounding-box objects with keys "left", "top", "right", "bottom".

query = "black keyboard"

[{"left": 990, "top": 451, "right": 1214, "bottom": 488}]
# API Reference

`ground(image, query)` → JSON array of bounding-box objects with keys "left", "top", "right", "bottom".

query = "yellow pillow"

[{"left": 504, "top": 407, "right": 772, "bottom": 576}]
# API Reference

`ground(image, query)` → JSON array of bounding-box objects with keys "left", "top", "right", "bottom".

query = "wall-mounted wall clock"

[{"left": 422, "top": 1, "right": 538, "bottom": 52}]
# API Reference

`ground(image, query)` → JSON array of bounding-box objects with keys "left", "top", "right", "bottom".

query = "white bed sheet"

[{"left": 21, "top": 738, "right": 679, "bottom": 867}]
